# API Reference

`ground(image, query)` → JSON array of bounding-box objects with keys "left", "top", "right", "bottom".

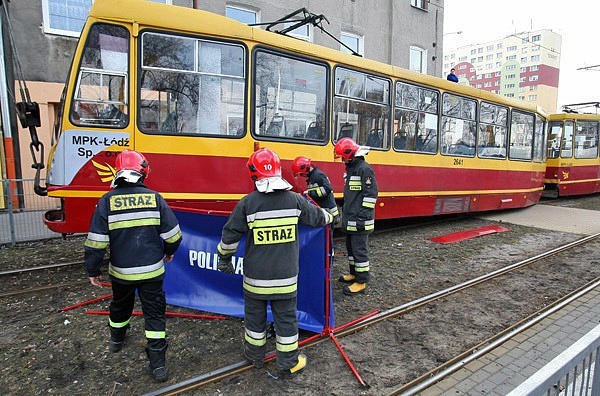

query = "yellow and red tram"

[
  {"left": 544, "top": 112, "right": 600, "bottom": 197},
  {"left": 41, "top": 0, "right": 548, "bottom": 234}
]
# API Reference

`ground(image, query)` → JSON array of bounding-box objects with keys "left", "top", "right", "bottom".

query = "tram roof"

[
  {"left": 549, "top": 112, "right": 600, "bottom": 121},
  {"left": 90, "top": 0, "right": 544, "bottom": 116}
]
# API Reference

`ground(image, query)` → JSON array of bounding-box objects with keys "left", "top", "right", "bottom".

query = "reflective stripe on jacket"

[
  {"left": 84, "top": 183, "right": 182, "bottom": 283},
  {"left": 342, "top": 157, "right": 378, "bottom": 234},
  {"left": 218, "top": 190, "right": 333, "bottom": 300}
]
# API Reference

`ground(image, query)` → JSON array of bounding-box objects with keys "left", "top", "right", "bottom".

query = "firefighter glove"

[{"left": 218, "top": 258, "right": 234, "bottom": 274}]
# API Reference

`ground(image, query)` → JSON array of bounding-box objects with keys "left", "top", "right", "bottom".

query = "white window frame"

[
  {"left": 285, "top": 23, "right": 312, "bottom": 42},
  {"left": 340, "top": 31, "right": 364, "bottom": 56},
  {"left": 409, "top": 46, "right": 428, "bottom": 73},
  {"left": 42, "top": 0, "right": 173, "bottom": 37},
  {"left": 42, "top": 0, "right": 93, "bottom": 37},
  {"left": 410, "top": 0, "right": 428, "bottom": 11},
  {"left": 226, "top": 4, "right": 260, "bottom": 25}
]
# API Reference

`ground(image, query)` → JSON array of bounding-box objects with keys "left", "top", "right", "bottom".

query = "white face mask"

[
  {"left": 110, "top": 170, "right": 143, "bottom": 188},
  {"left": 254, "top": 176, "right": 293, "bottom": 193}
]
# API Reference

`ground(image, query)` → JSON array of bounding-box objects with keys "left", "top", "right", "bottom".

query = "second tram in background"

[
  {"left": 545, "top": 112, "right": 600, "bottom": 197},
  {"left": 39, "top": 0, "right": 549, "bottom": 235}
]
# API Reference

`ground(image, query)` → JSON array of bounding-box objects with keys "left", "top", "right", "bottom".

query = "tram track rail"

[
  {"left": 143, "top": 232, "right": 600, "bottom": 396},
  {"left": 0, "top": 260, "right": 84, "bottom": 277}
]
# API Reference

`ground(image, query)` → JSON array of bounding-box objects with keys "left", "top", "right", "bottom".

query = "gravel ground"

[{"left": 2, "top": 195, "right": 600, "bottom": 395}]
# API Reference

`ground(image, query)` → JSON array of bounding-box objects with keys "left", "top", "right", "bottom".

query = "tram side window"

[
  {"left": 393, "top": 81, "right": 438, "bottom": 153},
  {"left": 574, "top": 121, "right": 599, "bottom": 159},
  {"left": 139, "top": 32, "right": 246, "bottom": 136},
  {"left": 561, "top": 121, "right": 574, "bottom": 158},
  {"left": 533, "top": 116, "right": 547, "bottom": 162},
  {"left": 477, "top": 102, "right": 507, "bottom": 159},
  {"left": 254, "top": 51, "right": 327, "bottom": 142},
  {"left": 333, "top": 68, "right": 391, "bottom": 149},
  {"left": 71, "top": 24, "right": 129, "bottom": 128},
  {"left": 441, "top": 94, "right": 476, "bottom": 157},
  {"left": 509, "top": 111, "right": 534, "bottom": 161},
  {"left": 546, "top": 121, "right": 562, "bottom": 159}
]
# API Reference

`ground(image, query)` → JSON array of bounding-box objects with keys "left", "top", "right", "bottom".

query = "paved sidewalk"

[{"left": 478, "top": 204, "right": 600, "bottom": 235}]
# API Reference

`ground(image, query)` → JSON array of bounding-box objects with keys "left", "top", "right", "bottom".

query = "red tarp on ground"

[{"left": 429, "top": 225, "right": 510, "bottom": 244}]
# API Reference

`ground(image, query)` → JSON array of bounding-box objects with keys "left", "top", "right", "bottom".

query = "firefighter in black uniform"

[
  {"left": 291, "top": 156, "right": 340, "bottom": 223},
  {"left": 334, "top": 137, "right": 378, "bottom": 295},
  {"left": 84, "top": 149, "right": 182, "bottom": 383},
  {"left": 217, "top": 148, "right": 333, "bottom": 379}
]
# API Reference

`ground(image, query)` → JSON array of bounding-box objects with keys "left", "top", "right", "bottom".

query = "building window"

[
  {"left": 286, "top": 23, "right": 312, "bottom": 42},
  {"left": 497, "top": 43, "right": 503, "bottom": 49},
  {"left": 42, "top": 0, "right": 93, "bottom": 37},
  {"left": 226, "top": 5, "right": 258, "bottom": 25},
  {"left": 529, "top": 75, "right": 538, "bottom": 81},
  {"left": 507, "top": 45, "right": 517, "bottom": 51},
  {"left": 507, "top": 55, "right": 516, "bottom": 61},
  {"left": 458, "top": 65, "right": 467, "bottom": 70},
  {"left": 530, "top": 65, "right": 539, "bottom": 71},
  {"left": 471, "top": 49, "right": 477, "bottom": 55},
  {"left": 409, "top": 46, "right": 427, "bottom": 73},
  {"left": 531, "top": 55, "right": 540, "bottom": 62},
  {"left": 532, "top": 34, "right": 541, "bottom": 42},
  {"left": 486, "top": 45, "right": 494, "bottom": 51},
  {"left": 340, "top": 31, "right": 364, "bottom": 55},
  {"left": 530, "top": 85, "right": 537, "bottom": 91},
  {"left": 411, "top": 0, "right": 428, "bottom": 11},
  {"left": 528, "top": 95, "right": 537, "bottom": 101},
  {"left": 521, "top": 57, "right": 527, "bottom": 63}
]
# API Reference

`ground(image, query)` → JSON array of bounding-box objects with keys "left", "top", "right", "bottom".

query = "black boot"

[
  {"left": 145, "top": 343, "right": 168, "bottom": 382},
  {"left": 109, "top": 325, "right": 129, "bottom": 353}
]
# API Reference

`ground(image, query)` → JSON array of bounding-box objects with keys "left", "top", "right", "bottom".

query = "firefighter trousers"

[
  {"left": 110, "top": 279, "right": 166, "bottom": 349},
  {"left": 243, "top": 296, "right": 299, "bottom": 371},
  {"left": 345, "top": 233, "right": 370, "bottom": 284}
]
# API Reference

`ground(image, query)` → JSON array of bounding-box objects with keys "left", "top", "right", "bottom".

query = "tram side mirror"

[{"left": 16, "top": 102, "right": 42, "bottom": 128}]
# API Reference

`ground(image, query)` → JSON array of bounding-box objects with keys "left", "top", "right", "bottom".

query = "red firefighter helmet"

[
  {"left": 247, "top": 148, "right": 282, "bottom": 181},
  {"left": 115, "top": 149, "right": 150, "bottom": 177},
  {"left": 291, "top": 156, "right": 312, "bottom": 176},
  {"left": 334, "top": 137, "right": 360, "bottom": 161}
]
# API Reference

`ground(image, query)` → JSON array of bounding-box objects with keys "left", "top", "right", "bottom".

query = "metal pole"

[
  {"left": 591, "top": 348, "right": 600, "bottom": 396},
  {"left": 4, "top": 178, "right": 15, "bottom": 246}
]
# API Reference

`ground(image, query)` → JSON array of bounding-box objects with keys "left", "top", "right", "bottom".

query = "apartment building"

[{"left": 443, "top": 29, "right": 561, "bottom": 112}]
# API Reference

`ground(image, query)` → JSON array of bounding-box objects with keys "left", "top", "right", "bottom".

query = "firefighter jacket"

[
  {"left": 84, "top": 182, "right": 182, "bottom": 283},
  {"left": 306, "top": 167, "right": 339, "bottom": 221},
  {"left": 342, "top": 156, "right": 378, "bottom": 234},
  {"left": 217, "top": 190, "right": 333, "bottom": 300}
]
